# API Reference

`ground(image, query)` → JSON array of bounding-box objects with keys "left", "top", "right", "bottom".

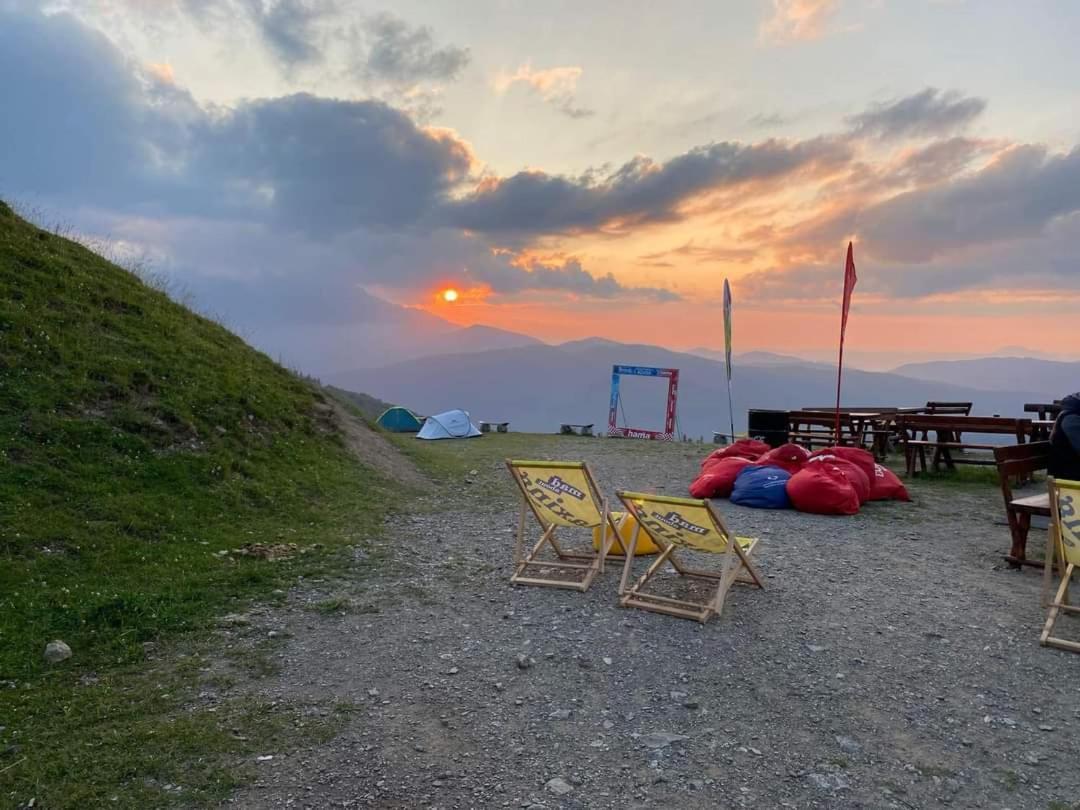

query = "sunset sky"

[{"left": 4, "top": 0, "right": 1079, "bottom": 370}]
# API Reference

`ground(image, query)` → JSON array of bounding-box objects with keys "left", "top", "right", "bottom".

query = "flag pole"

[
  {"left": 727, "top": 381, "right": 735, "bottom": 443},
  {"left": 723, "top": 279, "right": 735, "bottom": 442}
]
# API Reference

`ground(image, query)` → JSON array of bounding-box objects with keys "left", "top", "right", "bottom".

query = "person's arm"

[{"left": 1062, "top": 413, "right": 1080, "bottom": 452}]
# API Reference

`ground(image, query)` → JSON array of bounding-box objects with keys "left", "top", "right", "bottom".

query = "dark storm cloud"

[
  {"left": 442, "top": 137, "right": 853, "bottom": 236},
  {"left": 77, "top": 2, "right": 470, "bottom": 83},
  {"left": 0, "top": 7, "right": 668, "bottom": 304},
  {"left": 191, "top": 94, "right": 475, "bottom": 232},
  {"left": 0, "top": 10, "right": 181, "bottom": 203},
  {"left": 0, "top": 10, "right": 474, "bottom": 232},
  {"left": 740, "top": 210, "right": 1080, "bottom": 304},
  {"left": 846, "top": 88, "right": 987, "bottom": 141},
  {"left": 857, "top": 144, "right": 1080, "bottom": 262},
  {"left": 359, "top": 12, "right": 471, "bottom": 83},
  {"left": 885, "top": 137, "right": 989, "bottom": 186},
  {"left": 779, "top": 140, "right": 1080, "bottom": 269},
  {"left": 245, "top": 0, "right": 331, "bottom": 68}
]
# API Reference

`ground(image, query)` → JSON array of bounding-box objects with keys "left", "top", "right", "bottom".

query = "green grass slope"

[{"left": 0, "top": 201, "right": 398, "bottom": 807}]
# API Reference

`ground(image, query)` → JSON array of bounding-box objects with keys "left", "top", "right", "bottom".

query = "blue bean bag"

[{"left": 730, "top": 464, "right": 792, "bottom": 509}]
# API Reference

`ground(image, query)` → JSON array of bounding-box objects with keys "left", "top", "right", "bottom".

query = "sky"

[{"left": 2, "top": 0, "right": 1079, "bottom": 373}]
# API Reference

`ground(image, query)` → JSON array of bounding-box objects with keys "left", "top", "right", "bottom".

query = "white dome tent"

[{"left": 416, "top": 409, "right": 482, "bottom": 440}]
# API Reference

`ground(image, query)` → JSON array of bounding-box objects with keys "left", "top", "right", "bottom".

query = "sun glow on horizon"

[{"left": 441, "top": 288, "right": 460, "bottom": 303}]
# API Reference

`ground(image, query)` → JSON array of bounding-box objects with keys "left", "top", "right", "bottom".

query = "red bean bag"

[
  {"left": 869, "top": 464, "right": 911, "bottom": 502},
  {"left": 787, "top": 462, "right": 861, "bottom": 516},
  {"left": 701, "top": 438, "right": 770, "bottom": 468},
  {"left": 811, "top": 446, "right": 876, "bottom": 483},
  {"left": 756, "top": 443, "right": 811, "bottom": 474},
  {"left": 809, "top": 457, "right": 871, "bottom": 504},
  {"left": 690, "top": 457, "right": 752, "bottom": 498}
]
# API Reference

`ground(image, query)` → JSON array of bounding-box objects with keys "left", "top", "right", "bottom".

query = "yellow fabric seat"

[
  {"left": 615, "top": 491, "right": 764, "bottom": 623},
  {"left": 592, "top": 511, "right": 660, "bottom": 556}
]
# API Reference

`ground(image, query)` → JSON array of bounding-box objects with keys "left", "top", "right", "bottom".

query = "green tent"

[{"left": 376, "top": 406, "right": 424, "bottom": 433}]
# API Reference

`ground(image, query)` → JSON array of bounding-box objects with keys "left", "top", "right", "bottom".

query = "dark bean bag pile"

[
  {"left": 689, "top": 456, "right": 753, "bottom": 499},
  {"left": 756, "top": 443, "right": 811, "bottom": 474},
  {"left": 701, "top": 438, "right": 771, "bottom": 467}
]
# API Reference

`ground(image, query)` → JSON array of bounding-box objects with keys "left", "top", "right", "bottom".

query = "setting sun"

[{"left": 441, "top": 288, "right": 459, "bottom": 303}]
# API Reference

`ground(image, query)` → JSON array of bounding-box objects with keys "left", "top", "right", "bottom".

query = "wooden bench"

[
  {"left": 921, "top": 401, "right": 974, "bottom": 441},
  {"left": 895, "top": 414, "right": 1031, "bottom": 476},
  {"left": 1025, "top": 402, "right": 1062, "bottom": 421},
  {"left": 925, "top": 401, "right": 973, "bottom": 417},
  {"left": 560, "top": 423, "right": 594, "bottom": 436},
  {"left": 787, "top": 410, "right": 880, "bottom": 455},
  {"left": 994, "top": 442, "right": 1052, "bottom": 567},
  {"left": 479, "top": 421, "right": 509, "bottom": 433}
]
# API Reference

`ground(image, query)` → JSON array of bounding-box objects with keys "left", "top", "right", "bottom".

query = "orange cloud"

[
  {"left": 492, "top": 64, "right": 593, "bottom": 118},
  {"left": 146, "top": 61, "right": 175, "bottom": 85},
  {"left": 759, "top": 0, "right": 840, "bottom": 44}
]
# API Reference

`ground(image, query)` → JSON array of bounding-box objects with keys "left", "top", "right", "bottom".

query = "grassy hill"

[
  {"left": 325, "top": 385, "right": 395, "bottom": 421},
  {"left": 0, "top": 201, "right": 406, "bottom": 807}
]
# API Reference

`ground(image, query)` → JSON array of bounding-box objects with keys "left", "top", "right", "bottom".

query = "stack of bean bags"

[{"left": 689, "top": 441, "right": 909, "bottom": 515}]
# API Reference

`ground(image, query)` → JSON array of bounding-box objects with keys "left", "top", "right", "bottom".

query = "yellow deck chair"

[
  {"left": 1041, "top": 478, "right": 1080, "bottom": 653},
  {"left": 616, "top": 491, "right": 764, "bottom": 623},
  {"left": 506, "top": 460, "right": 628, "bottom": 591}
]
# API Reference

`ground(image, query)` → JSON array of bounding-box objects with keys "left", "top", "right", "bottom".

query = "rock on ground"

[{"left": 43, "top": 640, "right": 71, "bottom": 664}]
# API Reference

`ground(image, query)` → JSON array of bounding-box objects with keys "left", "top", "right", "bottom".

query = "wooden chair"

[
  {"left": 615, "top": 491, "right": 763, "bottom": 623},
  {"left": 505, "top": 460, "right": 626, "bottom": 591},
  {"left": 994, "top": 442, "right": 1052, "bottom": 567},
  {"left": 1040, "top": 478, "right": 1080, "bottom": 653}
]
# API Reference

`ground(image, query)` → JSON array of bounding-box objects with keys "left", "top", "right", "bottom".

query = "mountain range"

[
  {"left": 891, "top": 357, "right": 1080, "bottom": 397},
  {"left": 247, "top": 288, "right": 543, "bottom": 374},
  {"left": 329, "top": 337, "right": 1059, "bottom": 438}
]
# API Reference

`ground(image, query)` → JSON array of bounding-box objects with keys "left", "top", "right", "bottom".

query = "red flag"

[
  {"left": 840, "top": 241, "right": 857, "bottom": 338},
  {"left": 835, "top": 242, "right": 857, "bottom": 436}
]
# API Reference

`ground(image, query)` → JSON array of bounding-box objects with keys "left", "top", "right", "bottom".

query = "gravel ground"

[{"left": 222, "top": 435, "right": 1080, "bottom": 809}]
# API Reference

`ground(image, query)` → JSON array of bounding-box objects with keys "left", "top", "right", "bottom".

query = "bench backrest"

[
  {"left": 789, "top": 410, "right": 856, "bottom": 427},
  {"left": 925, "top": 401, "right": 973, "bottom": 416},
  {"left": 994, "top": 442, "right": 1051, "bottom": 506},
  {"left": 993, "top": 441, "right": 1050, "bottom": 478},
  {"left": 895, "top": 414, "right": 1031, "bottom": 436},
  {"left": 1024, "top": 402, "right": 1063, "bottom": 420},
  {"left": 801, "top": 406, "right": 899, "bottom": 414}
]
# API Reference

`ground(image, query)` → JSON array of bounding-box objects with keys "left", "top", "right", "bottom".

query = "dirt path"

[{"left": 222, "top": 436, "right": 1080, "bottom": 809}]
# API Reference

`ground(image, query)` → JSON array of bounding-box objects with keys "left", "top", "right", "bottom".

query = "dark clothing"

[{"left": 1049, "top": 393, "right": 1080, "bottom": 481}]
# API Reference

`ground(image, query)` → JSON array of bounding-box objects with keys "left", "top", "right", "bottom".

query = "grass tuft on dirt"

[{"left": 0, "top": 201, "right": 401, "bottom": 807}]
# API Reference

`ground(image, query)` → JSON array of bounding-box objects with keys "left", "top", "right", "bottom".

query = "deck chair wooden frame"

[
  {"left": 615, "top": 491, "right": 763, "bottom": 623},
  {"left": 506, "top": 460, "right": 627, "bottom": 592},
  {"left": 1040, "top": 477, "right": 1080, "bottom": 653}
]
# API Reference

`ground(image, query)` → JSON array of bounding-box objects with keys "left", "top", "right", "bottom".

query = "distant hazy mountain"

[
  {"left": 688, "top": 348, "right": 817, "bottom": 366},
  {"left": 892, "top": 357, "right": 1080, "bottom": 397},
  {"left": 330, "top": 339, "right": 1045, "bottom": 437},
  {"left": 264, "top": 289, "right": 543, "bottom": 375}
]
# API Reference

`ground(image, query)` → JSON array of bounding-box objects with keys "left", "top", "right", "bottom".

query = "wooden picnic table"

[
  {"left": 1030, "top": 419, "right": 1056, "bottom": 441},
  {"left": 1025, "top": 402, "right": 1062, "bottom": 421},
  {"left": 895, "top": 414, "right": 1032, "bottom": 476},
  {"left": 787, "top": 410, "right": 884, "bottom": 457}
]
